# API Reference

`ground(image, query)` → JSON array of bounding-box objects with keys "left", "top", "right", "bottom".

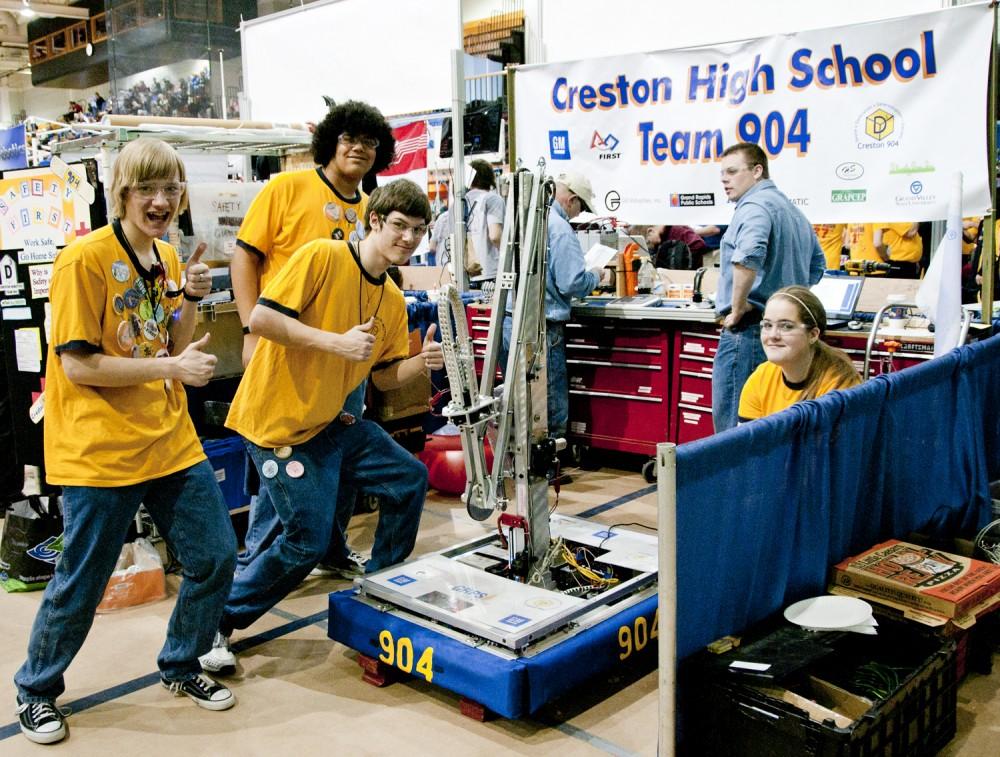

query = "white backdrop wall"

[
  {"left": 532, "top": 0, "right": 948, "bottom": 63},
  {"left": 11, "top": 86, "right": 95, "bottom": 124},
  {"left": 241, "top": 0, "right": 461, "bottom": 123}
]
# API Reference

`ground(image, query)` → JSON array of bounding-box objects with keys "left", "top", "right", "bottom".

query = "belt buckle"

[{"left": 339, "top": 412, "right": 357, "bottom": 426}]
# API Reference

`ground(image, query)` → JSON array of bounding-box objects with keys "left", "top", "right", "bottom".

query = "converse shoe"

[
  {"left": 161, "top": 673, "right": 236, "bottom": 711},
  {"left": 16, "top": 696, "right": 67, "bottom": 744},
  {"left": 310, "top": 550, "right": 369, "bottom": 579},
  {"left": 198, "top": 632, "right": 236, "bottom": 674}
]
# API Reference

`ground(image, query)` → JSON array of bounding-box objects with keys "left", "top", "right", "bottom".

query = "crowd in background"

[{"left": 60, "top": 68, "right": 238, "bottom": 125}]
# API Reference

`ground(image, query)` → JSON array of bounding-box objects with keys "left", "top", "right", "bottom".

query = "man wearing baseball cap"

[
  {"left": 501, "top": 170, "right": 606, "bottom": 482},
  {"left": 554, "top": 171, "right": 595, "bottom": 216}
]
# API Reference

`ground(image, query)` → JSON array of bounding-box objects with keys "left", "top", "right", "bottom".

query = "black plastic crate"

[{"left": 689, "top": 618, "right": 957, "bottom": 757}]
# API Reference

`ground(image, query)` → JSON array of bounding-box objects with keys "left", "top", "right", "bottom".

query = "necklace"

[
  {"left": 350, "top": 241, "right": 385, "bottom": 326},
  {"left": 112, "top": 219, "right": 173, "bottom": 348}
]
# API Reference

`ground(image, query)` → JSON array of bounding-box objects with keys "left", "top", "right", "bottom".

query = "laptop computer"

[{"left": 810, "top": 275, "right": 863, "bottom": 330}]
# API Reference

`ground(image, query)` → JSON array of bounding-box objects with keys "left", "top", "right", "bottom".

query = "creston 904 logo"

[
  {"left": 590, "top": 131, "right": 621, "bottom": 160},
  {"left": 854, "top": 103, "right": 903, "bottom": 150}
]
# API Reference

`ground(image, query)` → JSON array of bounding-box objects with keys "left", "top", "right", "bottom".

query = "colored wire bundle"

[{"left": 560, "top": 544, "right": 619, "bottom": 587}]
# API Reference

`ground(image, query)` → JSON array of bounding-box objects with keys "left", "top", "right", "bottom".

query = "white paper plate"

[{"left": 783, "top": 595, "right": 874, "bottom": 630}]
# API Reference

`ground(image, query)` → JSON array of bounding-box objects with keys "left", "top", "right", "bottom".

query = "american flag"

[{"left": 379, "top": 121, "right": 428, "bottom": 178}]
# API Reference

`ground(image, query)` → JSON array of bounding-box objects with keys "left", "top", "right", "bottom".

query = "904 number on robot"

[
  {"left": 378, "top": 630, "right": 435, "bottom": 682},
  {"left": 618, "top": 609, "right": 659, "bottom": 661}
]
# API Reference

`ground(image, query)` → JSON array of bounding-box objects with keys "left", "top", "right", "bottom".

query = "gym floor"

[{"left": 0, "top": 462, "right": 997, "bottom": 755}]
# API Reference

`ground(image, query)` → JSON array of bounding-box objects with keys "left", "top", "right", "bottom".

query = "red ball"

[{"left": 417, "top": 431, "right": 494, "bottom": 495}]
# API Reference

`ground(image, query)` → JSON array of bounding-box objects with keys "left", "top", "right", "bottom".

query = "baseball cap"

[{"left": 556, "top": 171, "right": 595, "bottom": 214}]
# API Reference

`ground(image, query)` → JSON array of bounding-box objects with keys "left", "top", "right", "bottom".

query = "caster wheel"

[{"left": 642, "top": 459, "right": 657, "bottom": 483}]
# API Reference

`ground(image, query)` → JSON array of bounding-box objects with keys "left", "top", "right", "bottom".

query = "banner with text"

[
  {"left": 0, "top": 125, "right": 27, "bottom": 171},
  {"left": 513, "top": 3, "right": 993, "bottom": 224}
]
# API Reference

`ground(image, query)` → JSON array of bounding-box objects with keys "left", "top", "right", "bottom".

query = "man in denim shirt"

[
  {"left": 713, "top": 143, "right": 825, "bottom": 432},
  {"left": 502, "top": 171, "right": 604, "bottom": 454}
]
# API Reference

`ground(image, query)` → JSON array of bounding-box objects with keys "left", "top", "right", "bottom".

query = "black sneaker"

[
  {"left": 161, "top": 673, "right": 236, "bottom": 711},
  {"left": 309, "top": 550, "right": 369, "bottom": 579},
  {"left": 16, "top": 696, "right": 67, "bottom": 744}
]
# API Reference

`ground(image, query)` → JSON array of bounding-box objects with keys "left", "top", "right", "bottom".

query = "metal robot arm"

[{"left": 437, "top": 164, "right": 556, "bottom": 570}]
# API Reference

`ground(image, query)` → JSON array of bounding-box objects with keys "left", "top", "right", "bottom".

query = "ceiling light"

[{"left": 21, "top": 1, "right": 35, "bottom": 18}]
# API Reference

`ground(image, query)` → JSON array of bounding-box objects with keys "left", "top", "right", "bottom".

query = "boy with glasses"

[
  {"left": 228, "top": 101, "right": 394, "bottom": 600},
  {"left": 14, "top": 138, "right": 237, "bottom": 744},
  {"left": 202, "top": 180, "right": 441, "bottom": 669}
]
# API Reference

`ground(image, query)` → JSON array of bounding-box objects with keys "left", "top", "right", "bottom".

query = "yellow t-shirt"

[
  {"left": 881, "top": 223, "right": 922, "bottom": 264},
  {"left": 738, "top": 360, "right": 860, "bottom": 421},
  {"left": 847, "top": 223, "right": 879, "bottom": 262},
  {"left": 813, "top": 224, "right": 846, "bottom": 270},
  {"left": 962, "top": 217, "right": 983, "bottom": 257},
  {"left": 225, "top": 240, "right": 410, "bottom": 447},
  {"left": 44, "top": 224, "right": 204, "bottom": 486},
  {"left": 236, "top": 167, "right": 368, "bottom": 290}
]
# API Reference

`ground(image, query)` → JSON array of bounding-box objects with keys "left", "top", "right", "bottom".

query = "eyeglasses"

[
  {"left": 132, "top": 181, "right": 185, "bottom": 199},
  {"left": 761, "top": 320, "right": 807, "bottom": 334},
  {"left": 338, "top": 133, "right": 379, "bottom": 150},
  {"left": 720, "top": 166, "right": 752, "bottom": 178},
  {"left": 384, "top": 217, "right": 428, "bottom": 239}
]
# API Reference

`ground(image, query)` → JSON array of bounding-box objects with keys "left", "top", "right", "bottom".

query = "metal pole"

[
  {"left": 451, "top": 48, "right": 467, "bottom": 293},
  {"left": 506, "top": 66, "right": 516, "bottom": 169},
  {"left": 980, "top": 3, "right": 997, "bottom": 321},
  {"left": 219, "top": 49, "right": 227, "bottom": 121},
  {"left": 656, "top": 442, "right": 677, "bottom": 757}
]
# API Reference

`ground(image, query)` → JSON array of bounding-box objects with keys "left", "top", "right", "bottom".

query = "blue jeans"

[
  {"left": 220, "top": 417, "right": 426, "bottom": 634},
  {"left": 711, "top": 322, "right": 766, "bottom": 433},
  {"left": 237, "top": 382, "right": 366, "bottom": 570},
  {"left": 14, "top": 461, "right": 237, "bottom": 702},
  {"left": 501, "top": 316, "right": 569, "bottom": 438}
]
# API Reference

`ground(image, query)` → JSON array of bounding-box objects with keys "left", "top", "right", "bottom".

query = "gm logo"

[
  {"left": 499, "top": 614, "right": 531, "bottom": 627},
  {"left": 549, "top": 130, "right": 571, "bottom": 160},
  {"left": 388, "top": 574, "right": 416, "bottom": 586},
  {"left": 910, "top": 181, "right": 923, "bottom": 195}
]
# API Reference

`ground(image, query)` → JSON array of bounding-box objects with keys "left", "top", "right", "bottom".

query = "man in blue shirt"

[{"left": 713, "top": 142, "right": 825, "bottom": 432}]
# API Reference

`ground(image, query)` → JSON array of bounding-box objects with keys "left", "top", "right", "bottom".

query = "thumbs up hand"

[
  {"left": 173, "top": 331, "right": 217, "bottom": 386},
  {"left": 183, "top": 243, "right": 211, "bottom": 300},
  {"left": 420, "top": 323, "right": 443, "bottom": 372}
]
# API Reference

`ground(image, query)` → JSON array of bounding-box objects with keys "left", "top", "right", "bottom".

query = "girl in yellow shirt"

[{"left": 739, "top": 286, "right": 861, "bottom": 421}]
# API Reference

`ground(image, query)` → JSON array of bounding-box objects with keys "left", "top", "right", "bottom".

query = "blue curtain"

[{"left": 673, "top": 333, "right": 1000, "bottom": 659}]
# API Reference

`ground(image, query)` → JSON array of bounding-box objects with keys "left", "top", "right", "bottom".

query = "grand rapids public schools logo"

[
  {"left": 854, "top": 103, "right": 903, "bottom": 150},
  {"left": 670, "top": 193, "right": 715, "bottom": 208}
]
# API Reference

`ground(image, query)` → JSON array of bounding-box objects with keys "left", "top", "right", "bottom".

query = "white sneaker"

[
  {"left": 199, "top": 632, "right": 236, "bottom": 674},
  {"left": 309, "top": 550, "right": 369, "bottom": 579}
]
